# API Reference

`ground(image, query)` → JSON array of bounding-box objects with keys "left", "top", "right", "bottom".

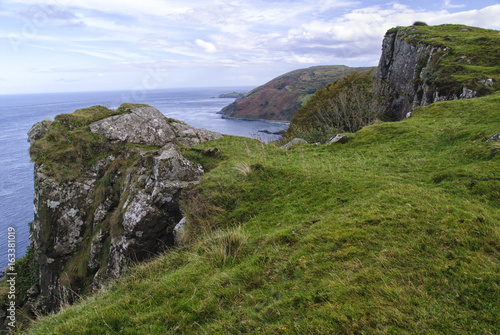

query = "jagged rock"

[
  {"left": 173, "top": 217, "right": 187, "bottom": 246},
  {"left": 460, "top": 87, "right": 477, "bottom": 99},
  {"left": 89, "top": 106, "right": 222, "bottom": 147},
  {"left": 29, "top": 166, "right": 97, "bottom": 313},
  {"left": 479, "top": 78, "right": 493, "bottom": 87},
  {"left": 326, "top": 134, "right": 351, "bottom": 144},
  {"left": 280, "top": 138, "right": 308, "bottom": 150},
  {"left": 487, "top": 132, "right": 500, "bottom": 142},
  {"left": 88, "top": 229, "right": 105, "bottom": 273},
  {"left": 89, "top": 107, "right": 176, "bottom": 146},
  {"left": 27, "top": 104, "right": 214, "bottom": 315},
  {"left": 27, "top": 121, "right": 50, "bottom": 143},
  {"left": 170, "top": 120, "right": 223, "bottom": 146}
]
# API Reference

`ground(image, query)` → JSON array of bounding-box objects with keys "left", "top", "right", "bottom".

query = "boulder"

[
  {"left": 27, "top": 121, "right": 50, "bottom": 143},
  {"left": 89, "top": 106, "right": 223, "bottom": 147},
  {"left": 170, "top": 120, "right": 223, "bottom": 146},
  {"left": 89, "top": 106, "right": 176, "bottom": 146}
]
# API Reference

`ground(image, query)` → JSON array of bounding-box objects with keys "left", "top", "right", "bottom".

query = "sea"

[{"left": 0, "top": 87, "right": 289, "bottom": 270}]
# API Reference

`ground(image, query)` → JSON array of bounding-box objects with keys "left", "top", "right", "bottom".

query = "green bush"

[
  {"left": 285, "top": 71, "right": 382, "bottom": 142},
  {"left": 413, "top": 21, "right": 428, "bottom": 26}
]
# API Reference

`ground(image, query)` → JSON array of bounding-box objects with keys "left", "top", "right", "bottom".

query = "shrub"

[
  {"left": 413, "top": 21, "right": 428, "bottom": 26},
  {"left": 285, "top": 71, "right": 382, "bottom": 142}
]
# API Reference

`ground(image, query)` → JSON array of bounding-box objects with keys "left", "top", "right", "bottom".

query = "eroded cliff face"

[
  {"left": 377, "top": 27, "right": 490, "bottom": 121},
  {"left": 26, "top": 105, "right": 222, "bottom": 314}
]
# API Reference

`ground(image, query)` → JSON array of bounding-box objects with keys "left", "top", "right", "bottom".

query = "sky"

[{"left": 0, "top": 0, "right": 499, "bottom": 95}]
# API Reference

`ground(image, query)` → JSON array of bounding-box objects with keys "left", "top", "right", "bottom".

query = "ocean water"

[{"left": 0, "top": 87, "right": 289, "bottom": 269}]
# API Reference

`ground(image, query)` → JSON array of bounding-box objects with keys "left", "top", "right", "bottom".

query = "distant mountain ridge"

[{"left": 219, "top": 65, "right": 374, "bottom": 121}]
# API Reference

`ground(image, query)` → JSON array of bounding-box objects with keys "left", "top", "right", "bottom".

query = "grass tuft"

[{"left": 196, "top": 226, "right": 248, "bottom": 268}]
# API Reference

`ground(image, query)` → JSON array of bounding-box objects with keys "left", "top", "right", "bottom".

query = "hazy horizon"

[{"left": 1, "top": 0, "right": 499, "bottom": 95}]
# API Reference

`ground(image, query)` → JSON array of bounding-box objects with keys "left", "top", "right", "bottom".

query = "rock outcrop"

[
  {"left": 377, "top": 25, "right": 498, "bottom": 120},
  {"left": 27, "top": 104, "right": 222, "bottom": 314},
  {"left": 326, "top": 134, "right": 351, "bottom": 145},
  {"left": 280, "top": 138, "right": 308, "bottom": 150}
]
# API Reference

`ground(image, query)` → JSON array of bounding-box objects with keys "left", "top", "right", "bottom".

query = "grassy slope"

[{"left": 26, "top": 93, "right": 499, "bottom": 334}]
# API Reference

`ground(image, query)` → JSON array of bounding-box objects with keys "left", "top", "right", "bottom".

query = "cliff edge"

[
  {"left": 377, "top": 24, "right": 500, "bottom": 120},
  {"left": 26, "top": 104, "right": 222, "bottom": 314}
]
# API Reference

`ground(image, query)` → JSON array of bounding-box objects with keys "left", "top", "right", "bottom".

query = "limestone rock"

[
  {"left": 326, "top": 134, "right": 351, "bottom": 144},
  {"left": 89, "top": 106, "right": 223, "bottom": 147},
  {"left": 173, "top": 217, "right": 187, "bottom": 246},
  {"left": 377, "top": 29, "right": 478, "bottom": 121},
  {"left": 89, "top": 107, "right": 176, "bottom": 146},
  {"left": 27, "top": 121, "right": 50, "bottom": 143},
  {"left": 487, "top": 132, "right": 500, "bottom": 142},
  {"left": 280, "top": 138, "right": 308, "bottom": 150},
  {"left": 26, "top": 104, "right": 214, "bottom": 315}
]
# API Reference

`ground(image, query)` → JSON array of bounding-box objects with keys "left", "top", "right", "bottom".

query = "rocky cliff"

[
  {"left": 219, "top": 65, "right": 373, "bottom": 121},
  {"left": 26, "top": 104, "right": 222, "bottom": 314},
  {"left": 377, "top": 24, "right": 499, "bottom": 121}
]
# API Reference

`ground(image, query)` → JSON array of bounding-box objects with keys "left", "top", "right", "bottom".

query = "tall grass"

[{"left": 196, "top": 226, "right": 248, "bottom": 268}]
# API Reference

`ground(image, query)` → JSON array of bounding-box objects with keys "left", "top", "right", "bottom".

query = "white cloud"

[
  {"left": 443, "top": 0, "right": 465, "bottom": 9},
  {"left": 430, "top": 4, "right": 500, "bottom": 27},
  {"left": 1, "top": 0, "right": 499, "bottom": 94},
  {"left": 195, "top": 39, "right": 217, "bottom": 53},
  {"left": 8, "top": 0, "right": 193, "bottom": 17},
  {"left": 274, "top": 3, "right": 500, "bottom": 63}
]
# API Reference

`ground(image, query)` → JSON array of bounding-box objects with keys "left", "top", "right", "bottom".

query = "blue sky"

[{"left": 0, "top": 0, "right": 499, "bottom": 94}]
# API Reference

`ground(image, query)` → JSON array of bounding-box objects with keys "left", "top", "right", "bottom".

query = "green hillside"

[
  {"left": 219, "top": 65, "right": 373, "bottom": 121},
  {"left": 25, "top": 92, "right": 500, "bottom": 334}
]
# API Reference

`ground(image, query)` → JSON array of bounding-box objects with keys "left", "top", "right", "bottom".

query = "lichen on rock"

[{"left": 26, "top": 104, "right": 222, "bottom": 315}]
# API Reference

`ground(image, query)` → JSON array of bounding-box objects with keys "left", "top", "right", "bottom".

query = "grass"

[
  {"left": 29, "top": 103, "right": 156, "bottom": 182},
  {"left": 24, "top": 93, "right": 500, "bottom": 334}
]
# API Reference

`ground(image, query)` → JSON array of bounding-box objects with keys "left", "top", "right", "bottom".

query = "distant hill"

[
  {"left": 218, "top": 92, "right": 244, "bottom": 99},
  {"left": 219, "top": 65, "right": 374, "bottom": 121}
]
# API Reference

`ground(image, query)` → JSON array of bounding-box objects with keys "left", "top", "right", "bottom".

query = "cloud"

[
  {"left": 8, "top": 0, "right": 193, "bottom": 17},
  {"left": 195, "top": 39, "right": 217, "bottom": 53},
  {"left": 272, "top": 3, "right": 500, "bottom": 64},
  {"left": 2, "top": 0, "right": 500, "bottom": 94},
  {"left": 443, "top": 0, "right": 465, "bottom": 9}
]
